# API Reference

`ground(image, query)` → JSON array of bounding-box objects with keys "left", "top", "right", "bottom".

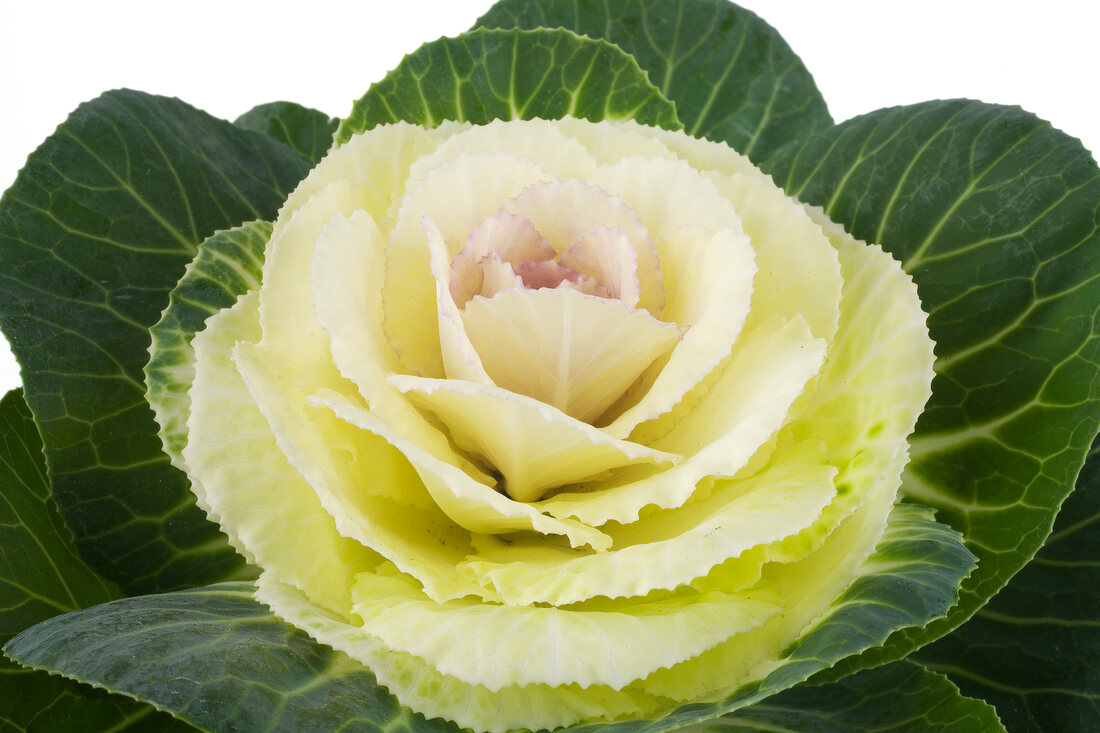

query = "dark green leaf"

[
  {"left": 0, "top": 389, "right": 119, "bottom": 638},
  {"left": 336, "top": 28, "right": 680, "bottom": 144},
  {"left": 234, "top": 101, "right": 338, "bottom": 166},
  {"left": 918, "top": 437, "right": 1100, "bottom": 732},
  {"left": 4, "top": 504, "right": 973, "bottom": 733},
  {"left": 0, "top": 89, "right": 312, "bottom": 594},
  {"left": 0, "top": 666, "right": 197, "bottom": 732},
  {"left": 763, "top": 100, "right": 1100, "bottom": 672},
  {"left": 0, "top": 388, "right": 194, "bottom": 731},
  {"left": 145, "top": 221, "right": 271, "bottom": 470},
  {"left": 694, "top": 661, "right": 1004, "bottom": 733},
  {"left": 4, "top": 583, "right": 459, "bottom": 733},
  {"left": 476, "top": 0, "right": 832, "bottom": 162}
]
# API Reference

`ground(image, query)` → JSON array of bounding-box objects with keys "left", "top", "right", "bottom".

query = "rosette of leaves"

[{"left": 0, "top": 1, "right": 1096, "bottom": 732}]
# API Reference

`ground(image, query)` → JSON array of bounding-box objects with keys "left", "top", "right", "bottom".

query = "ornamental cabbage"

[
  {"left": 156, "top": 117, "right": 935, "bottom": 731},
  {"left": 2, "top": 2, "right": 1096, "bottom": 731}
]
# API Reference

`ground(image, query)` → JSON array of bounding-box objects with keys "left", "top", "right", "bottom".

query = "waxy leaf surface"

[
  {"left": 0, "top": 90, "right": 312, "bottom": 593},
  {"left": 0, "top": 389, "right": 194, "bottom": 732},
  {"left": 337, "top": 28, "right": 680, "bottom": 143},
  {"left": 918, "top": 436, "right": 1100, "bottom": 732},
  {"left": 476, "top": 0, "right": 832, "bottom": 161},
  {"left": 692, "top": 661, "right": 1004, "bottom": 733},
  {"left": 764, "top": 99, "right": 1100, "bottom": 670},
  {"left": 234, "top": 101, "right": 338, "bottom": 166}
]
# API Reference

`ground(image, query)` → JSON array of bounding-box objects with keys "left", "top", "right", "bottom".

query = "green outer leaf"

[
  {"left": 145, "top": 221, "right": 271, "bottom": 471},
  {"left": 0, "top": 388, "right": 194, "bottom": 732},
  {"left": 0, "top": 89, "right": 312, "bottom": 594},
  {"left": 1, "top": 667, "right": 198, "bottom": 732},
  {"left": 4, "top": 583, "right": 460, "bottom": 733},
  {"left": 475, "top": 0, "right": 832, "bottom": 162},
  {"left": 3, "top": 503, "right": 973, "bottom": 733},
  {"left": 336, "top": 27, "right": 680, "bottom": 144},
  {"left": 1, "top": 669, "right": 198, "bottom": 730},
  {"left": 234, "top": 101, "right": 338, "bottom": 166},
  {"left": 917, "top": 436, "right": 1100, "bottom": 732},
  {"left": 0, "top": 389, "right": 119, "bottom": 639},
  {"left": 688, "top": 661, "right": 1005, "bottom": 733},
  {"left": 762, "top": 100, "right": 1100, "bottom": 673}
]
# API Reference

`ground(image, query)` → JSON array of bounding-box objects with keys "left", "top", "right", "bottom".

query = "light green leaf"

[
  {"left": 917, "top": 436, "right": 1100, "bottom": 731},
  {"left": 234, "top": 101, "right": 338, "bottom": 165},
  {"left": 692, "top": 661, "right": 1005, "bottom": 733},
  {"left": 0, "top": 388, "right": 194, "bottom": 731},
  {"left": 145, "top": 220, "right": 270, "bottom": 471},
  {"left": 336, "top": 28, "right": 680, "bottom": 144},
  {"left": 0, "top": 89, "right": 313, "bottom": 594},
  {"left": 4, "top": 583, "right": 460, "bottom": 733},
  {"left": 475, "top": 0, "right": 832, "bottom": 161},
  {"left": 763, "top": 99, "right": 1100, "bottom": 673},
  {"left": 3, "top": 503, "right": 972, "bottom": 733}
]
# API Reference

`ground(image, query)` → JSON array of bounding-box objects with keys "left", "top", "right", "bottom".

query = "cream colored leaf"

[
  {"left": 259, "top": 180, "right": 375, "bottom": 391},
  {"left": 400, "top": 118, "right": 597, "bottom": 202},
  {"left": 465, "top": 441, "right": 837, "bottom": 607},
  {"left": 640, "top": 473, "right": 901, "bottom": 702},
  {"left": 553, "top": 116, "right": 679, "bottom": 165},
  {"left": 603, "top": 225, "right": 756, "bottom": 437},
  {"left": 538, "top": 316, "right": 826, "bottom": 525},
  {"left": 641, "top": 209, "right": 935, "bottom": 703},
  {"left": 388, "top": 374, "right": 680, "bottom": 503},
  {"left": 383, "top": 152, "right": 559, "bottom": 377},
  {"left": 587, "top": 155, "right": 744, "bottom": 252},
  {"left": 721, "top": 173, "right": 843, "bottom": 341},
  {"left": 637, "top": 126, "right": 843, "bottom": 343},
  {"left": 643, "top": 122, "right": 762, "bottom": 179},
  {"left": 790, "top": 205, "right": 934, "bottom": 464},
  {"left": 499, "top": 179, "right": 664, "bottom": 315},
  {"left": 184, "top": 292, "right": 375, "bottom": 616},
  {"left": 450, "top": 213, "right": 552, "bottom": 306},
  {"left": 255, "top": 575, "right": 658, "bottom": 733},
  {"left": 311, "top": 210, "right": 495, "bottom": 485},
  {"left": 423, "top": 216, "right": 493, "bottom": 384},
  {"left": 348, "top": 567, "right": 778, "bottom": 690},
  {"left": 311, "top": 389, "right": 611, "bottom": 551},
  {"left": 478, "top": 255, "right": 526, "bottom": 299},
  {"left": 461, "top": 287, "right": 681, "bottom": 424},
  {"left": 232, "top": 342, "right": 487, "bottom": 603},
  {"left": 558, "top": 226, "right": 641, "bottom": 308},
  {"left": 275, "top": 122, "right": 441, "bottom": 236}
]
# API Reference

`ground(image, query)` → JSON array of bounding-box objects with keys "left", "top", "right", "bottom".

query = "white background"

[{"left": 0, "top": 0, "right": 1097, "bottom": 396}]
